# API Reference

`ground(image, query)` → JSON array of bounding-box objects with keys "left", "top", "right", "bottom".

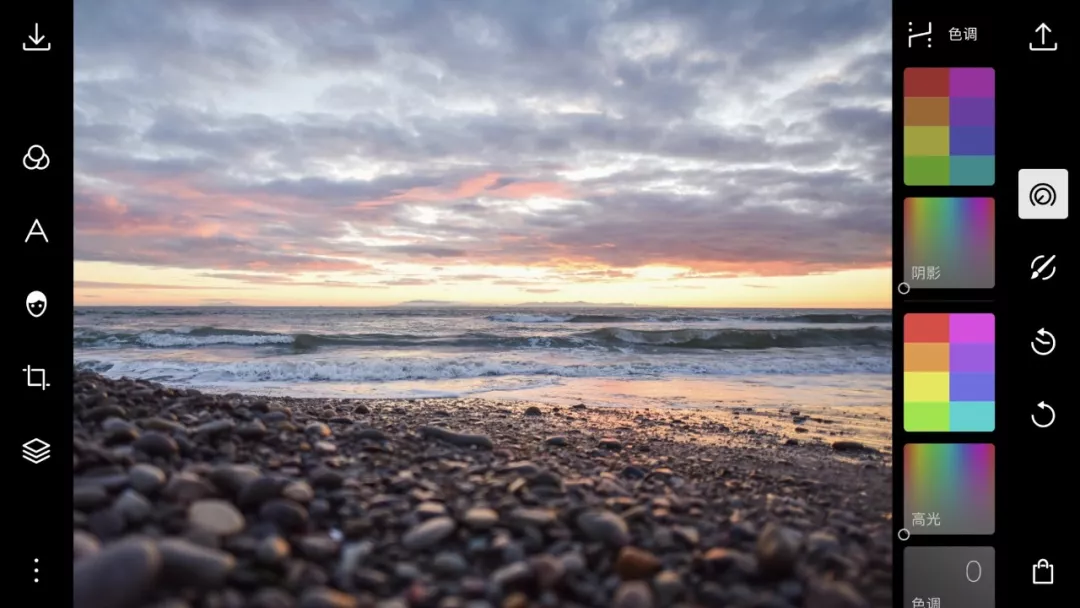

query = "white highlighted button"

[{"left": 1019, "top": 169, "right": 1068, "bottom": 219}]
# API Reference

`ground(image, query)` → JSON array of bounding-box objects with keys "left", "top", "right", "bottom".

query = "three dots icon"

[{"left": 34, "top": 557, "right": 39, "bottom": 583}]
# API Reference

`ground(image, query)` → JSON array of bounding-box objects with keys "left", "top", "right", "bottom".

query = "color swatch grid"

[
  {"left": 904, "top": 443, "right": 995, "bottom": 535},
  {"left": 904, "top": 198, "right": 995, "bottom": 289},
  {"left": 904, "top": 313, "right": 994, "bottom": 432},
  {"left": 904, "top": 67, "right": 994, "bottom": 185}
]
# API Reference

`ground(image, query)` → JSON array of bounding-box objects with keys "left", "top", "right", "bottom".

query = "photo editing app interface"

[
  {"left": 41, "top": 1, "right": 1076, "bottom": 606},
  {"left": 896, "top": 3, "right": 1069, "bottom": 607}
]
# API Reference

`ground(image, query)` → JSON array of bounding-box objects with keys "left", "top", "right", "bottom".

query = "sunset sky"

[{"left": 74, "top": 0, "right": 891, "bottom": 308}]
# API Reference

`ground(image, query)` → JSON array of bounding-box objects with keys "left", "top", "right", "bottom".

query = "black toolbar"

[
  {"left": 893, "top": 2, "right": 1069, "bottom": 606},
  {"left": 11, "top": 4, "right": 73, "bottom": 602}
]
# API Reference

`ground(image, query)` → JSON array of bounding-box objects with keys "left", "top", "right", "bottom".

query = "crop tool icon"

[
  {"left": 22, "top": 366, "right": 49, "bottom": 389},
  {"left": 22, "top": 439, "right": 50, "bottom": 464}
]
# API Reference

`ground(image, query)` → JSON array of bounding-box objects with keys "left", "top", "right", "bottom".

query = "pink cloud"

[
  {"left": 75, "top": 193, "right": 222, "bottom": 237},
  {"left": 74, "top": 187, "right": 370, "bottom": 273},
  {"left": 73, "top": 164, "right": 889, "bottom": 281},
  {"left": 357, "top": 172, "right": 572, "bottom": 207},
  {"left": 489, "top": 180, "right": 570, "bottom": 198}
]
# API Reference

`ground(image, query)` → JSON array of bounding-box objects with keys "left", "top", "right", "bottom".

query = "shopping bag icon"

[{"left": 1032, "top": 559, "right": 1053, "bottom": 584}]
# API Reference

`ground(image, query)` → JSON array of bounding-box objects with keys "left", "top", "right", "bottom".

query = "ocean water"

[{"left": 74, "top": 307, "right": 892, "bottom": 409}]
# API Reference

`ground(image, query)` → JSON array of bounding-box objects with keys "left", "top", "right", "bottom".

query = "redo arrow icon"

[{"left": 1032, "top": 402, "right": 1056, "bottom": 428}]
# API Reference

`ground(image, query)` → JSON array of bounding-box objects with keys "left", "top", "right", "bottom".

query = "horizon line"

[{"left": 73, "top": 303, "right": 893, "bottom": 310}]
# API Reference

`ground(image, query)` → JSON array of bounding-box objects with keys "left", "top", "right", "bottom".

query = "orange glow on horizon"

[{"left": 73, "top": 261, "right": 891, "bottom": 308}]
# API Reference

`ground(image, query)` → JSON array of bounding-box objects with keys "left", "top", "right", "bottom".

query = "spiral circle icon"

[{"left": 1030, "top": 183, "right": 1056, "bottom": 206}]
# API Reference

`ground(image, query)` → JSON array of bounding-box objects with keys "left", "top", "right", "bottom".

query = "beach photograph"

[{"left": 73, "top": 2, "right": 893, "bottom": 607}]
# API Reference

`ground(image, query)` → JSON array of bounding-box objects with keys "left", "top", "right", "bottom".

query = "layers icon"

[{"left": 22, "top": 439, "right": 50, "bottom": 464}]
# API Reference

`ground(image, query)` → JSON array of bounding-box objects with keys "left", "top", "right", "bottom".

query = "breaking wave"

[
  {"left": 75, "top": 347, "right": 890, "bottom": 383},
  {"left": 74, "top": 325, "right": 890, "bottom": 352}
]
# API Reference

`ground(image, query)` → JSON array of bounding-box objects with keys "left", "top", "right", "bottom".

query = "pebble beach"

[{"left": 72, "top": 370, "right": 892, "bottom": 608}]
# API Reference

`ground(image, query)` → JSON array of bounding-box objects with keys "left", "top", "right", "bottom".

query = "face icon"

[{"left": 26, "top": 291, "right": 46, "bottom": 318}]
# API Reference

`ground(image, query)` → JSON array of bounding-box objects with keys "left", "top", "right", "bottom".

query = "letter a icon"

[{"left": 26, "top": 219, "right": 48, "bottom": 243}]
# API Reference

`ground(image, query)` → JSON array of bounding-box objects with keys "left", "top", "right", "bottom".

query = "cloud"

[
  {"left": 74, "top": 280, "right": 249, "bottom": 290},
  {"left": 75, "top": 0, "right": 890, "bottom": 285},
  {"left": 378, "top": 278, "right": 434, "bottom": 286},
  {"left": 196, "top": 272, "right": 374, "bottom": 288}
]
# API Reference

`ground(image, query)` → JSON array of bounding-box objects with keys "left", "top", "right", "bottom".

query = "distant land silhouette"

[{"left": 392, "top": 300, "right": 638, "bottom": 307}]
